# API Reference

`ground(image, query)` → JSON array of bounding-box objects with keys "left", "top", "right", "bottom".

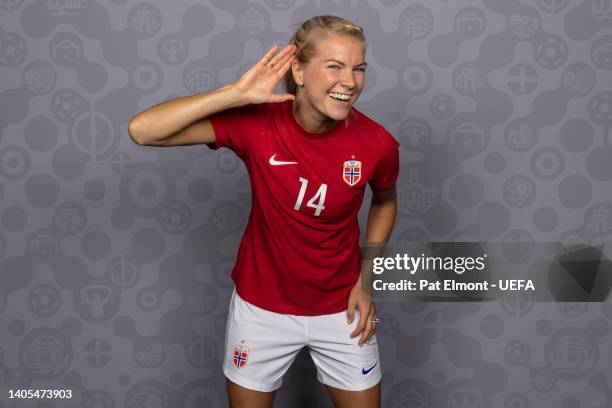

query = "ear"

[{"left": 291, "top": 59, "right": 304, "bottom": 87}]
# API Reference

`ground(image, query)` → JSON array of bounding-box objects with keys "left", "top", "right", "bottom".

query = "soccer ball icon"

[
  {"left": 0, "top": 31, "right": 27, "bottom": 67},
  {"left": 430, "top": 94, "right": 456, "bottom": 120},
  {"left": 589, "top": 91, "right": 612, "bottom": 126},
  {"left": 51, "top": 89, "right": 87, "bottom": 123},
  {"left": 29, "top": 284, "right": 61, "bottom": 317},
  {"left": 504, "top": 339, "right": 530, "bottom": 365},
  {"left": 534, "top": 35, "right": 568, "bottom": 69}
]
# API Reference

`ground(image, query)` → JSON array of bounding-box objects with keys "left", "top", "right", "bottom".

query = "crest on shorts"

[
  {"left": 343, "top": 160, "right": 362, "bottom": 186},
  {"left": 232, "top": 344, "right": 249, "bottom": 368}
]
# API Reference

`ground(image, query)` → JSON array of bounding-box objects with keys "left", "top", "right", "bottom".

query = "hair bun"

[{"left": 344, "top": 24, "right": 362, "bottom": 32}]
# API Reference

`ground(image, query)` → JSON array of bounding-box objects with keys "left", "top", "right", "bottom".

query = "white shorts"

[{"left": 222, "top": 288, "right": 381, "bottom": 392}]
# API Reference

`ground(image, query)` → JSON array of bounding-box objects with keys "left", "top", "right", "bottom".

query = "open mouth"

[{"left": 328, "top": 92, "right": 352, "bottom": 104}]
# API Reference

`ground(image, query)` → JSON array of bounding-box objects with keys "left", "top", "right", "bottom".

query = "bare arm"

[
  {"left": 128, "top": 44, "right": 296, "bottom": 147},
  {"left": 128, "top": 84, "right": 245, "bottom": 146},
  {"left": 365, "top": 185, "right": 397, "bottom": 243},
  {"left": 348, "top": 185, "right": 397, "bottom": 346},
  {"left": 359, "top": 185, "right": 398, "bottom": 298}
]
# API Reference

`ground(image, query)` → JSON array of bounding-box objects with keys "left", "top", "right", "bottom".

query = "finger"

[
  {"left": 346, "top": 302, "right": 356, "bottom": 324},
  {"left": 273, "top": 53, "right": 295, "bottom": 77},
  {"left": 267, "top": 51, "right": 294, "bottom": 81},
  {"left": 258, "top": 44, "right": 279, "bottom": 67},
  {"left": 268, "top": 93, "right": 295, "bottom": 103},
  {"left": 360, "top": 308, "right": 377, "bottom": 346},
  {"left": 368, "top": 305, "right": 377, "bottom": 343},
  {"left": 350, "top": 319, "right": 365, "bottom": 338},
  {"left": 272, "top": 48, "right": 295, "bottom": 71},
  {"left": 365, "top": 312, "right": 377, "bottom": 344},
  {"left": 351, "top": 305, "right": 368, "bottom": 338},
  {"left": 269, "top": 44, "right": 295, "bottom": 67},
  {"left": 359, "top": 317, "right": 374, "bottom": 347}
]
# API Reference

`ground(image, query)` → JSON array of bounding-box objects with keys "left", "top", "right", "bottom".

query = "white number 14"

[{"left": 294, "top": 177, "right": 327, "bottom": 216}]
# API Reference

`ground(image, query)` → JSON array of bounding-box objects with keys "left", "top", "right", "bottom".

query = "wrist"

[{"left": 224, "top": 82, "right": 249, "bottom": 108}]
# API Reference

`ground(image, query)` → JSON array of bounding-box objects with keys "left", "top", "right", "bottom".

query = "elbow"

[
  {"left": 128, "top": 118, "right": 165, "bottom": 146},
  {"left": 128, "top": 119, "right": 145, "bottom": 145}
]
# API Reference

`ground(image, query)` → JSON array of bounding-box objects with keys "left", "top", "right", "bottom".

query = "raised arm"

[{"left": 128, "top": 44, "right": 296, "bottom": 147}]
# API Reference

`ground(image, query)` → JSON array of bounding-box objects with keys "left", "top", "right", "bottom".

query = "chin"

[
  {"left": 323, "top": 101, "right": 353, "bottom": 120},
  {"left": 326, "top": 110, "right": 350, "bottom": 121}
]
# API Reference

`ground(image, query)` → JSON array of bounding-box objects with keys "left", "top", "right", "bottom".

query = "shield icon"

[
  {"left": 232, "top": 344, "right": 249, "bottom": 368},
  {"left": 343, "top": 160, "right": 362, "bottom": 186}
]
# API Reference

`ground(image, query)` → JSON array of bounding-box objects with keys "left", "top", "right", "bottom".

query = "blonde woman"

[{"left": 129, "top": 15, "right": 399, "bottom": 408}]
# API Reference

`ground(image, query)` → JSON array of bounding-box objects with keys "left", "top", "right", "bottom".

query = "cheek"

[
  {"left": 312, "top": 67, "right": 338, "bottom": 80},
  {"left": 302, "top": 69, "right": 347, "bottom": 99},
  {"left": 358, "top": 75, "right": 366, "bottom": 88},
  {"left": 312, "top": 74, "right": 337, "bottom": 94}
]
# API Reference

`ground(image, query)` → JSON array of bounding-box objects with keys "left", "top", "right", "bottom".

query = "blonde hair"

[{"left": 284, "top": 15, "right": 366, "bottom": 95}]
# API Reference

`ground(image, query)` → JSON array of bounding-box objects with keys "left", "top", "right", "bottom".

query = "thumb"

[
  {"left": 347, "top": 301, "right": 356, "bottom": 324},
  {"left": 269, "top": 93, "right": 295, "bottom": 103}
]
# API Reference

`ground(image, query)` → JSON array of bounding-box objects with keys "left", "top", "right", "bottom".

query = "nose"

[{"left": 340, "top": 68, "right": 356, "bottom": 90}]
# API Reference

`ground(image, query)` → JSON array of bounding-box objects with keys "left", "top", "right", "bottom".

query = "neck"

[{"left": 292, "top": 94, "right": 339, "bottom": 134}]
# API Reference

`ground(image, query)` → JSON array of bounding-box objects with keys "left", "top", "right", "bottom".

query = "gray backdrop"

[{"left": 1, "top": 0, "right": 612, "bottom": 407}]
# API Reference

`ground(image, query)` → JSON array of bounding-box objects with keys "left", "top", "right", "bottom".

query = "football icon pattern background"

[{"left": 1, "top": 0, "right": 612, "bottom": 407}]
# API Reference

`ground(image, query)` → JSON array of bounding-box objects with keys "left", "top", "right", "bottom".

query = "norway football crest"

[
  {"left": 343, "top": 160, "right": 362, "bottom": 186},
  {"left": 232, "top": 344, "right": 249, "bottom": 368}
]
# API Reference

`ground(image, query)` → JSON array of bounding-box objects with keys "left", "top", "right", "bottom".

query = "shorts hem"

[
  {"left": 317, "top": 372, "right": 382, "bottom": 392},
  {"left": 223, "top": 367, "right": 281, "bottom": 392}
]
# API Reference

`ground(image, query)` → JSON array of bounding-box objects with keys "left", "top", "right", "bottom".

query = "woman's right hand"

[{"left": 233, "top": 44, "right": 297, "bottom": 105}]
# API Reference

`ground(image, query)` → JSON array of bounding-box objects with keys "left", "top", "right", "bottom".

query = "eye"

[
  {"left": 328, "top": 65, "right": 341, "bottom": 70},
  {"left": 354, "top": 67, "right": 366, "bottom": 72}
]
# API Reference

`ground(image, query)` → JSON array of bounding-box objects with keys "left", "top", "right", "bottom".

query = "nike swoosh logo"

[
  {"left": 269, "top": 153, "right": 298, "bottom": 166},
  {"left": 362, "top": 361, "right": 377, "bottom": 375}
]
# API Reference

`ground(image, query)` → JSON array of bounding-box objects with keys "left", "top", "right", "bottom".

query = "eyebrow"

[{"left": 323, "top": 59, "right": 368, "bottom": 67}]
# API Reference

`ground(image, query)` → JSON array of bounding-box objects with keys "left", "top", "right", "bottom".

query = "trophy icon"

[{"left": 81, "top": 285, "right": 113, "bottom": 319}]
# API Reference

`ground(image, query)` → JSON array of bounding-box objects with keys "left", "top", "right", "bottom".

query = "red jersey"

[{"left": 209, "top": 100, "right": 399, "bottom": 315}]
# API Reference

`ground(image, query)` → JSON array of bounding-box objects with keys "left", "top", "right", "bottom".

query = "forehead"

[{"left": 312, "top": 33, "right": 365, "bottom": 61}]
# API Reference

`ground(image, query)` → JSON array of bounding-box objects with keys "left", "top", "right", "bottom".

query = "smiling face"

[{"left": 291, "top": 33, "right": 366, "bottom": 132}]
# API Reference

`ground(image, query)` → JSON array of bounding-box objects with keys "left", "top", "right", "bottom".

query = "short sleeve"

[
  {"left": 369, "top": 137, "right": 400, "bottom": 191},
  {"left": 207, "top": 103, "right": 268, "bottom": 158}
]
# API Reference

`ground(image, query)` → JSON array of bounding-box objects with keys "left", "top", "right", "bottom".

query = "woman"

[{"left": 128, "top": 15, "right": 399, "bottom": 408}]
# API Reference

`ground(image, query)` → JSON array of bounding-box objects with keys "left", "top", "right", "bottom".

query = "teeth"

[{"left": 328, "top": 92, "right": 351, "bottom": 101}]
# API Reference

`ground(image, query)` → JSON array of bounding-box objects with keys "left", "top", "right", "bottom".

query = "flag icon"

[
  {"left": 232, "top": 344, "right": 249, "bottom": 368},
  {"left": 343, "top": 160, "right": 362, "bottom": 186}
]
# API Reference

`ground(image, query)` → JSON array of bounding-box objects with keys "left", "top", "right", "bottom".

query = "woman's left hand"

[{"left": 347, "top": 277, "right": 376, "bottom": 347}]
